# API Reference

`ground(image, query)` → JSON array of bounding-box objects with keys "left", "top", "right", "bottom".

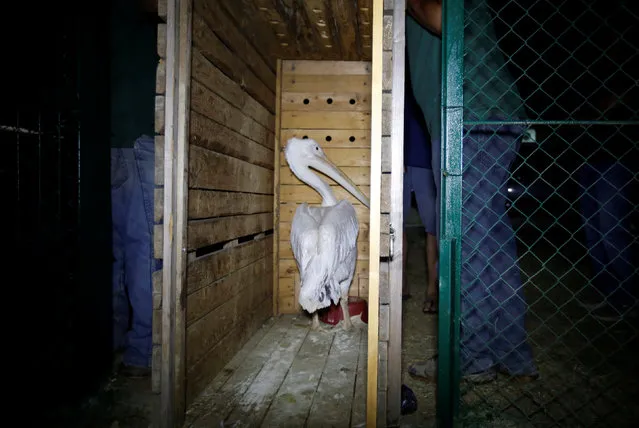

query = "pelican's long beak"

[{"left": 309, "top": 155, "right": 370, "bottom": 208}]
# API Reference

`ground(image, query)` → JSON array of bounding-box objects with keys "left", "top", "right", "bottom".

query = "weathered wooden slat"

[
  {"left": 250, "top": 0, "right": 298, "bottom": 58},
  {"left": 189, "top": 145, "right": 273, "bottom": 194},
  {"left": 218, "top": 0, "right": 282, "bottom": 65},
  {"left": 282, "top": 60, "right": 371, "bottom": 75},
  {"left": 192, "top": 11, "right": 275, "bottom": 112},
  {"left": 190, "top": 110, "right": 274, "bottom": 168},
  {"left": 155, "top": 188, "right": 163, "bottom": 223},
  {"left": 186, "top": 264, "right": 272, "bottom": 369},
  {"left": 187, "top": 236, "right": 273, "bottom": 294},
  {"left": 358, "top": 0, "right": 373, "bottom": 60},
  {"left": 187, "top": 256, "right": 270, "bottom": 326},
  {"left": 381, "top": 173, "right": 391, "bottom": 214},
  {"left": 186, "top": 297, "right": 271, "bottom": 406},
  {"left": 281, "top": 91, "right": 371, "bottom": 112},
  {"left": 281, "top": 74, "right": 371, "bottom": 93},
  {"left": 155, "top": 95, "right": 165, "bottom": 134},
  {"left": 189, "top": 190, "right": 273, "bottom": 220},
  {"left": 306, "top": 330, "right": 362, "bottom": 426},
  {"left": 280, "top": 147, "right": 370, "bottom": 167},
  {"left": 157, "top": 23, "right": 166, "bottom": 59},
  {"left": 185, "top": 285, "right": 272, "bottom": 403},
  {"left": 281, "top": 111, "right": 371, "bottom": 130},
  {"left": 298, "top": 0, "right": 341, "bottom": 61},
  {"left": 273, "top": 58, "right": 283, "bottom": 316},
  {"left": 261, "top": 328, "right": 338, "bottom": 427},
  {"left": 280, "top": 129, "right": 370, "bottom": 148},
  {"left": 191, "top": 80, "right": 273, "bottom": 148},
  {"left": 280, "top": 165, "right": 370, "bottom": 186},
  {"left": 158, "top": 0, "right": 167, "bottom": 20},
  {"left": 191, "top": 50, "right": 274, "bottom": 131},
  {"left": 194, "top": 0, "right": 276, "bottom": 92},
  {"left": 187, "top": 212, "right": 273, "bottom": 251},
  {"left": 222, "top": 312, "right": 309, "bottom": 425},
  {"left": 382, "top": 136, "right": 391, "bottom": 172},
  {"left": 156, "top": 59, "right": 166, "bottom": 94},
  {"left": 184, "top": 316, "right": 290, "bottom": 427},
  {"left": 332, "top": 0, "right": 360, "bottom": 60}
]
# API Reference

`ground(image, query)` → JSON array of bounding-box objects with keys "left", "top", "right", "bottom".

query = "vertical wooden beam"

[
  {"left": 161, "top": 0, "right": 192, "bottom": 426},
  {"left": 367, "top": 0, "right": 384, "bottom": 426},
  {"left": 387, "top": 0, "right": 406, "bottom": 423},
  {"left": 273, "top": 58, "right": 283, "bottom": 316}
]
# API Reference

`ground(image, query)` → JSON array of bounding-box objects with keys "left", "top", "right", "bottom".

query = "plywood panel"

[
  {"left": 280, "top": 166, "right": 370, "bottom": 186},
  {"left": 280, "top": 129, "right": 370, "bottom": 148},
  {"left": 282, "top": 75, "right": 371, "bottom": 93},
  {"left": 276, "top": 60, "right": 374, "bottom": 313},
  {"left": 280, "top": 148, "right": 370, "bottom": 167},
  {"left": 281, "top": 92, "right": 371, "bottom": 112},
  {"left": 281, "top": 111, "right": 371, "bottom": 130}
]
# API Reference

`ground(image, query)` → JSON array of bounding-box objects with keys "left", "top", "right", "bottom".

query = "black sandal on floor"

[{"left": 422, "top": 296, "right": 437, "bottom": 314}]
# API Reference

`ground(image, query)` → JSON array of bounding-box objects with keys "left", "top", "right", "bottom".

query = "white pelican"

[{"left": 284, "top": 137, "right": 370, "bottom": 331}]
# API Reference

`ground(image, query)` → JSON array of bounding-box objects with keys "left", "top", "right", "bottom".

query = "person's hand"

[{"left": 407, "top": 0, "right": 442, "bottom": 36}]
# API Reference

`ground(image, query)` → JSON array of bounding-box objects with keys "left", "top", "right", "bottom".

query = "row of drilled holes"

[
  {"left": 303, "top": 98, "right": 357, "bottom": 105},
  {"left": 302, "top": 135, "right": 357, "bottom": 142}
]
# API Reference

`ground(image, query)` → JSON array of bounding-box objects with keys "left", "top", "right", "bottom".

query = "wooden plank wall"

[
  {"left": 276, "top": 59, "right": 389, "bottom": 314},
  {"left": 154, "top": 0, "right": 278, "bottom": 408},
  {"left": 152, "top": 0, "right": 168, "bottom": 398},
  {"left": 377, "top": 0, "right": 400, "bottom": 424}
]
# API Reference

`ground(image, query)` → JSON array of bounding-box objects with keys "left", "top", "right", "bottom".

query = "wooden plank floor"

[{"left": 184, "top": 314, "right": 368, "bottom": 428}]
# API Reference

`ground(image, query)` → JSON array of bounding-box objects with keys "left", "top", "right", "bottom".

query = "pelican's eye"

[{"left": 315, "top": 146, "right": 319, "bottom": 151}]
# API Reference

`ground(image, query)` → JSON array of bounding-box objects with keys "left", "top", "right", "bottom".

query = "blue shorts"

[{"left": 403, "top": 165, "right": 437, "bottom": 235}]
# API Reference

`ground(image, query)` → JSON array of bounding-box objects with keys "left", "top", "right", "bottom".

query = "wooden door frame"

[
  {"left": 367, "top": 0, "right": 384, "bottom": 426},
  {"left": 387, "top": 1, "right": 407, "bottom": 423},
  {"left": 160, "top": 0, "right": 192, "bottom": 427}
]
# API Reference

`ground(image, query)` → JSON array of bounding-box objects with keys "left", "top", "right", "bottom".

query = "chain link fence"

[{"left": 440, "top": 0, "right": 639, "bottom": 426}]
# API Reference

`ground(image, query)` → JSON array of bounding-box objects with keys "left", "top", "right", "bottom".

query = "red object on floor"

[{"left": 318, "top": 296, "right": 368, "bottom": 325}]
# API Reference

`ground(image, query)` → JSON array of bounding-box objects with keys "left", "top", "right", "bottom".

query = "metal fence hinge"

[{"left": 389, "top": 224, "right": 395, "bottom": 261}]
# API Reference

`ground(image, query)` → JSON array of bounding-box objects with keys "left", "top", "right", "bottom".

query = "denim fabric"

[
  {"left": 403, "top": 166, "right": 437, "bottom": 235},
  {"left": 111, "top": 135, "right": 160, "bottom": 368},
  {"left": 579, "top": 160, "right": 636, "bottom": 310},
  {"left": 459, "top": 125, "right": 536, "bottom": 376},
  {"left": 429, "top": 125, "right": 537, "bottom": 376}
]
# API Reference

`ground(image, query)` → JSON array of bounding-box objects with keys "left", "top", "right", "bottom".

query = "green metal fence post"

[{"left": 437, "top": 0, "right": 465, "bottom": 426}]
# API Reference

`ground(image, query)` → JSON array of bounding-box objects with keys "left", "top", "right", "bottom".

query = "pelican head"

[{"left": 284, "top": 137, "right": 370, "bottom": 208}]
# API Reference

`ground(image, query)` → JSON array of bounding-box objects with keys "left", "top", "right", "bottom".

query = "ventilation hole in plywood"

[
  {"left": 349, "top": 136, "right": 356, "bottom": 142},
  {"left": 325, "top": 136, "right": 332, "bottom": 142},
  {"left": 303, "top": 98, "right": 310, "bottom": 105},
  {"left": 326, "top": 98, "right": 333, "bottom": 104},
  {"left": 349, "top": 99, "right": 356, "bottom": 105},
  {"left": 303, "top": 135, "right": 309, "bottom": 139}
]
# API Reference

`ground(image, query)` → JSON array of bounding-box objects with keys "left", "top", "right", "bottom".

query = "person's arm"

[{"left": 407, "top": 0, "right": 442, "bottom": 36}]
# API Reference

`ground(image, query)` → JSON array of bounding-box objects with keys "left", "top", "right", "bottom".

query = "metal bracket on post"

[{"left": 389, "top": 224, "right": 395, "bottom": 261}]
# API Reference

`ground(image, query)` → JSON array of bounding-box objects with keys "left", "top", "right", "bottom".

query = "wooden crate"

[{"left": 275, "top": 60, "right": 373, "bottom": 314}]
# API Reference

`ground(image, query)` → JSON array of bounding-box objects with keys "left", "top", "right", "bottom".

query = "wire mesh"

[{"left": 443, "top": 0, "right": 639, "bottom": 426}]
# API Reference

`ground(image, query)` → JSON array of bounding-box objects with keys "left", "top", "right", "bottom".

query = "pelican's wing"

[
  {"left": 290, "top": 203, "right": 320, "bottom": 276},
  {"left": 317, "top": 200, "right": 359, "bottom": 279}
]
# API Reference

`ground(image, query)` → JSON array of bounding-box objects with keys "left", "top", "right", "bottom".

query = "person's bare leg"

[{"left": 424, "top": 233, "right": 439, "bottom": 312}]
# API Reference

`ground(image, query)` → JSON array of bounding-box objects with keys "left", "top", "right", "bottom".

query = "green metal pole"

[{"left": 437, "top": 0, "right": 464, "bottom": 426}]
